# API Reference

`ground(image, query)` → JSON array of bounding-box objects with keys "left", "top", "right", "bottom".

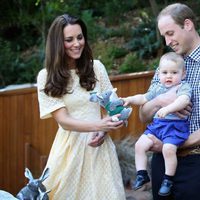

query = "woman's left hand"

[{"left": 88, "top": 131, "right": 107, "bottom": 147}]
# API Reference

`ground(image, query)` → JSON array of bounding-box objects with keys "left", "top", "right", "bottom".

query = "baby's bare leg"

[
  {"left": 162, "top": 143, "right": 177, "bottom": 176},
  {"left": 135, "top": 134, "right": 154, "bottom": 171}
]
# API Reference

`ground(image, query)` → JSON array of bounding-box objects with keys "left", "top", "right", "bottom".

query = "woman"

[{"left": 37, "top": 14, "right": 126, "bottom": 200}]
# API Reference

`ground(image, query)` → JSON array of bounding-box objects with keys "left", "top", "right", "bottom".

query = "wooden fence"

[{"left": 0, "top": 71, "right": 154, "bottom": 195}]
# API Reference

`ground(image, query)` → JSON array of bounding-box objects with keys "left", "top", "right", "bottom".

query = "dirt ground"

[{"left": 125, "top": 182, "right": 152, "bottom": 200}]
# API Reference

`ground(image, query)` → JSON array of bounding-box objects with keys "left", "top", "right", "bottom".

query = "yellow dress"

[{"left": 37, "top": 60, "right": 126, "bottom": 200}]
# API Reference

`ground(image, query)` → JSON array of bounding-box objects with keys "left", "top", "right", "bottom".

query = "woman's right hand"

[{"left": 99, "top": 114, "right": 124, "bottom": 132}]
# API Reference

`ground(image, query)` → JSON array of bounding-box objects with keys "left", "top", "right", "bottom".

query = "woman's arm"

[{"left": 52, "top": 107, "right": 123, "bottom": 132}]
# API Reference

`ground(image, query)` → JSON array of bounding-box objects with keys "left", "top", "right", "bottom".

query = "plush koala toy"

[{"left": 90, "top": 88, "right": 132, "bottom": 126}]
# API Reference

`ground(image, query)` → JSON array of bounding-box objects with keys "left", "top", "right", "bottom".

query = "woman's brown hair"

[{"left": 44, "top": 14, "right": 96, "bottom": 97}]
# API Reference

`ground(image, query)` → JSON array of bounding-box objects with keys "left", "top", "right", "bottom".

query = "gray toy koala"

[
  {"left": 90, "top": 88, "right": 132, "bottom": 126},
  {"left": 0, "top": 168, "right": 50, "bottom": 200}
]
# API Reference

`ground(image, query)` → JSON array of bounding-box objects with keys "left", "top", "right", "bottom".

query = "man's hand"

[
  {"left": 174, "top": 102, "right": 192, "bottom": 118},
  {"left": 88, "top": 131, "right": 107, "bottom": 147},
  {"left": 148, "top": 134, "right": 163, "bottom": 152}
]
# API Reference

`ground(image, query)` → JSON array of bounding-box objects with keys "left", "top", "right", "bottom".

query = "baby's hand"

[
  {"left": 157, "top": 107, "right": 169, "bottom": 118},
  {"left": 121, "top": 97, "right": 131, "bottom": 107}
]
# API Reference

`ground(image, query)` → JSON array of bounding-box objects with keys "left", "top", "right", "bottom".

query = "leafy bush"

[
  {"left": 17, "top": 47, "right": 44, "bottom": 83},
  {"left": 3, "top": 0, "right": 199, "bottom": 86},
  {"left": 124, "top": 17, "right": 161, "bottom": 59},
  {"left": 93, "top": 42, "right": 115, "bottom": 72},
  {"left": 102, "top": 27, "right": 125, "bottom": 39},
  {"left": 81, "top": 10, "right": 103, "bottom": 42},
  {"left": 119, "top": 53, "right": 147, "bottom": 73},
  {"left": 108, "top": 46, "right": 128, "bottom": 59},
  {"left": 104, "top": 0, "right": 136, "bottom": 25},
  {"left": 0, "top": 39, "right": 20, "bottom": 88},
  {"left": 0, "top": 38, "right": 44, "bottom": 88}
]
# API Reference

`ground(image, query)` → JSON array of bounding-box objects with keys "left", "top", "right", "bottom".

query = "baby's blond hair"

[{"left": 159, "top": 52, "right": 185, "bottom": 70}]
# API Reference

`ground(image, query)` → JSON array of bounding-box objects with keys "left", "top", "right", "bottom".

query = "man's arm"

[
  {"left": 177, "top": 129, "right": 200, "bottom": 157},
  {"left": 139, "top": 98, "right": 161, "bottom": 123},
  {"left": 182, "top": 129, "right": 200, "bottom": 148},
  {"left": 157, "top": 95, "right": 190, "bottom": 118},
  {"left": 147, "top": 129, "right": 200, "bottom": 153}
]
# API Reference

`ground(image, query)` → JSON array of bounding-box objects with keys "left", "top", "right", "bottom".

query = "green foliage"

[
  {"left": 93, "top": 42, "right": 115, "bottom": 72},
  {"left": 81, "top": 10, "right": 103, "bottom": 42},
  {"left": 0, "top": 39, "right": 20, "bottom": 87},
  {"left": 148, "top": 58, "right": 160, "bottom": 71},
  {"left": 107, "top": 46, "right": 128, "bottom": 59},
  {"left": 101, "top": 27, "right": 127, "bottom": 39},
  {"left": 119, "top": 52, "right": 159, "bottom": 74},
  {"left": 0, "top": 38, "right": 44, "bottom": 88},
  {"left": 1, "top": 0, "right": 199, "bottom": 87},
  {"left": 96, "top": 23, "right": 133, "bottom": 45},
  {"left": 104, "top": 0, "right": 137, "bottom": 25},
  {"left": 93, "top": 42, "right": 129, "bottom": 73},
  {"left": 17, "top": 47, "right": 45, "bottom": 84},
  {"left": 124, "top": 17, "right": 161, "bottom": 59},
  {"left": 119, "top": 53, "right": 147, "bottom": 74}
]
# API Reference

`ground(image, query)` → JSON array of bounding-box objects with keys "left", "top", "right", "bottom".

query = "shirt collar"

[{"left": 184, "top": 45, "right": 200, "bottom": 62}]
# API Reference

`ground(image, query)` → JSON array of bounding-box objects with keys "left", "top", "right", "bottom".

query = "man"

[{"left": 139, "top": 3, "right": 200, "bottom": 200}]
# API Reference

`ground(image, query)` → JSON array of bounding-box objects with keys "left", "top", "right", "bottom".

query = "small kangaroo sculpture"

[{"left": 0, "top": 167, "right": 50, "bottom": 200}]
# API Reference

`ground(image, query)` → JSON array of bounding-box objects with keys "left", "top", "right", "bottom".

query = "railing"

[{"left": 0, "top": 70, "right": 154, "bottom": 195}]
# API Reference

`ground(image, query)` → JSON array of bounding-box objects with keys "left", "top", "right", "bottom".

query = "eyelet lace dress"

[{"left": 37, "top": 60, "right": 126, "bottom": 200}]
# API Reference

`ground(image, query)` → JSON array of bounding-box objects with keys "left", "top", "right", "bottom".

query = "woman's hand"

[
  {"left": 88, "top": 131, "right": 107, "bottom": 147},
  {"left": 98, "top": 114, "right": 124, "bottom": 132}
]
